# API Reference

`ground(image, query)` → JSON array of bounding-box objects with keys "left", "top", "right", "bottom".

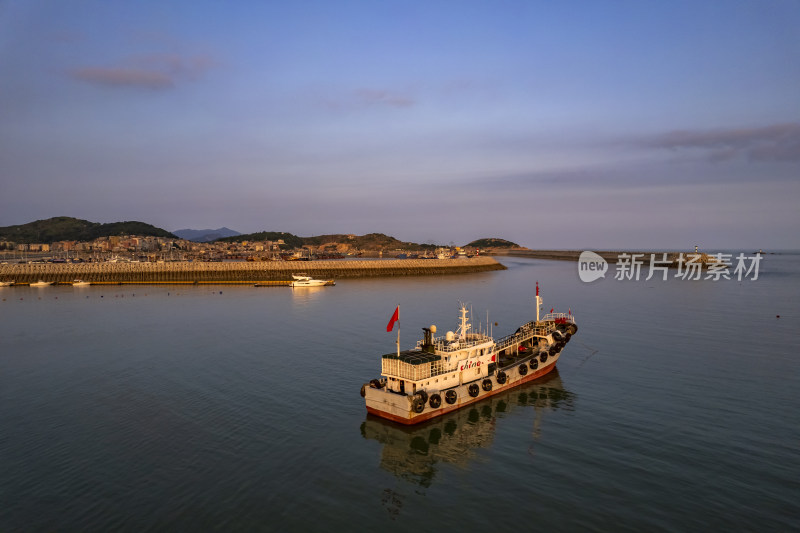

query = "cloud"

[
  {"left": 67, "top": 54, "right": 217, "bottom": 90},
  {"left": 314, "top": 87, "right": 415, "bottom": 112},
  {"left": 643, "top": 122, "right": 800, "bottom": 162},
  {"left": 69, "top": 67, "right": 174, "bottom": 89},
  {"left": 354, "top": 88, "right": 414, "bottom": 108}
]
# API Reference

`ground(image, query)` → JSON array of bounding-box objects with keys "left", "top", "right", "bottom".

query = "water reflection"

[
  {"left": 360, "top": 369, "right": 574, "bottom": 487},
  {"left": 289, "top": 285, "right": 326, "bottom": 304}
]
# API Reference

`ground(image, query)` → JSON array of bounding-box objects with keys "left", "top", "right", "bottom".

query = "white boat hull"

[{"left": 290, "top": 280, "right": 328, "bottom": 287}]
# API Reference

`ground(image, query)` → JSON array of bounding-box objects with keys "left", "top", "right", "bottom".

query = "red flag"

[
  {"left": 568, "top": 308, "right": 571, "bottom": 315},
  {"left": 386, "top": 306, "right": 399, "bottom": 332},
  {"left": 550, "top": 308, "right": 554, "bottom": 313}
]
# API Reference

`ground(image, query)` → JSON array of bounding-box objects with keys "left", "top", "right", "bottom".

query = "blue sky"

[{"left": 1, "top": 0, "right": 798, "bottom": 249}]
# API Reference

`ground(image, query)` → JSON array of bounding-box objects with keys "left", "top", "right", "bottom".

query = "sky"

[{"left": 1, "top": 0, "right": 799, "bottom": 249}]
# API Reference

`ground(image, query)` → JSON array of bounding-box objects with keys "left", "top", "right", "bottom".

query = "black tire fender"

[
  {"left": 412, "top": 397, "right": 425, "bottom": 413},
  {"left": 445, "top": 389, "right": 458, "bottom": 404},
  {"left": 429, "top": 393, "right": 442, "bottom": 409}
]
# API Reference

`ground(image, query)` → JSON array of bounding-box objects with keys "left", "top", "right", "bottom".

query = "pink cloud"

[
  {"left": 67, "top": 54, "right": 217, "bottom": 90},
  {"left": 69, "top": 67, "right": 174, "bottom": 89}
]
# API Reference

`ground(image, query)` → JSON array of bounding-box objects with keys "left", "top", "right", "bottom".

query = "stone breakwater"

[{"left": 0, "top": 257, "right": 506, "bottom": 284}]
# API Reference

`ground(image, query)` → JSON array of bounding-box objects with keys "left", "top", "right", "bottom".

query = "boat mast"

[
  {"left": 536, "top": 281, "right": 542, "bottom": 322},
  {"left": 458, "top": 304, "right": 470, "bottom": 340},
  {"left": 396, "top": 305, "right": 400, "bottom": 357}
]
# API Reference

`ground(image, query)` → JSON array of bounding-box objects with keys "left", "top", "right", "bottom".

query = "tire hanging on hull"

[
  {"left": 445, "top": 389, "right": 458, "bottom": 404},
  {"left": 429, "top": 393, "right": 442, "bottom": 409},
  {"left": 412, "top": 397, "right": 424, "bottom": 413}
]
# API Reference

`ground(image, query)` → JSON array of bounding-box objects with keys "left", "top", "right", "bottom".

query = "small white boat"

[
  {"left": 0, "top": 280, "right": 14, "bottom": 287},
  {"left": 30, "top": 280, "right": 52, "bottom": 287},
  {"left": 290, "top": 274, "right": 333, "bottom": 287},
  {"left": 72, "top": 280, "right": 91, "bottom": 286}
]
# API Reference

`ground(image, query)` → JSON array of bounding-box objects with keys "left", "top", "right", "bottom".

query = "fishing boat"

[
  {"left": 71, "top": 280, "right": 91, "bottom": 286},
  {"left": 0, "top": 280, "right": 14, "bottom": 287},
  {"left": 30, "top": 280, "right": 53, "bottom": 287},
  {"left": 290, "top": 274, "right": 334, "bottom": 287},
  {"left": 361, "top": 283, "right": 576, "bottom": 425}
]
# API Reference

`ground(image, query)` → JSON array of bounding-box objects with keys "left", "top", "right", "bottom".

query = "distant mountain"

[
  {"left": 466, "top": 238, "right": 521, "bottom": 248},
  {"left": 0, "top": 216, "right": 176, "bottom": 243},
  {"left": 173, "top": 227, "right": 241, "bottom": 242}
]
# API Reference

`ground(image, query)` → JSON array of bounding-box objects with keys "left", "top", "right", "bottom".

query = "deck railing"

[
  {"left": 382, "top": 358, "right": 447, "bottom": 381},
  {"left": 415, "top": 334, "right": 493, "bottom": 353}
]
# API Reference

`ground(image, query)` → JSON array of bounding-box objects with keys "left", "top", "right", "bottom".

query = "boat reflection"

[
  {"left": 360, "top": 369, "right": 574, "bottom": 487},
  {"left": 289, "top": 285, "right": 325, "bottom": 304}
]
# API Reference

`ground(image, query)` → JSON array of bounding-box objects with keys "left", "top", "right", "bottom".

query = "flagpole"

[{"left": 396, "top": 305, "right": 400, "bottom": 356}]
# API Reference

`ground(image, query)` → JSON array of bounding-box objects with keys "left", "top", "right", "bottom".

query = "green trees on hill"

[
  {"left": 218, "top": 232, "right": 438, "bottom": 251},
  {"left": 0, "top": 217, "right": 176, "bottom": 243},
  {"left": 466, "top": 238, "right": 520, "bottom": 248}
]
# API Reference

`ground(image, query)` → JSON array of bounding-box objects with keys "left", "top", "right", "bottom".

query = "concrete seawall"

[{"left": 0, "top": 257, "right": 506, "bottom": 284}]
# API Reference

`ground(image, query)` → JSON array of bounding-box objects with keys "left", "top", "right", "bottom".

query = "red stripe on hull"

[{"left": 366, "top": 362, "right": 558, "bottom": 425}]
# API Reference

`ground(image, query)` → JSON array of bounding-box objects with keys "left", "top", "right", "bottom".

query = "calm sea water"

[{"left": 1, "top": 254, "right": 798, "bottom": 532}]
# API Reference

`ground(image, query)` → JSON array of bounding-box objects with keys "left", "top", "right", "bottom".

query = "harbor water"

[{"left": 1, "top": 254, "right": 798, "bottom": 531}]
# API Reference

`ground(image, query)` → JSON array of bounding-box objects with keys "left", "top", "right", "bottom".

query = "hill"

[
  {"left": 466, "top": 238, "right": 521, "bottom": 248},
  {"left": 0, "top": 217, "right": 177, "bottom": 243},
  {"left": 216, "top": 231, "right": 305, "bottom": 249},
  {"left": 216, "top": 231, "right": 438, "bottom": 251},
  {"left": 301, "top": 233, "right": 436, "bottom": 251},
  {"left": 173, "top": 227, "right": 241, "bottom": 242}
]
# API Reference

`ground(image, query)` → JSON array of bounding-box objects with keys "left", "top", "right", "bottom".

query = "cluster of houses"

[
  {"left": 0, "top": 235, "right": 288, "bottom": 262},
  {"left": 0, "top": 235, "right": 478, "bottom": 263}
]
